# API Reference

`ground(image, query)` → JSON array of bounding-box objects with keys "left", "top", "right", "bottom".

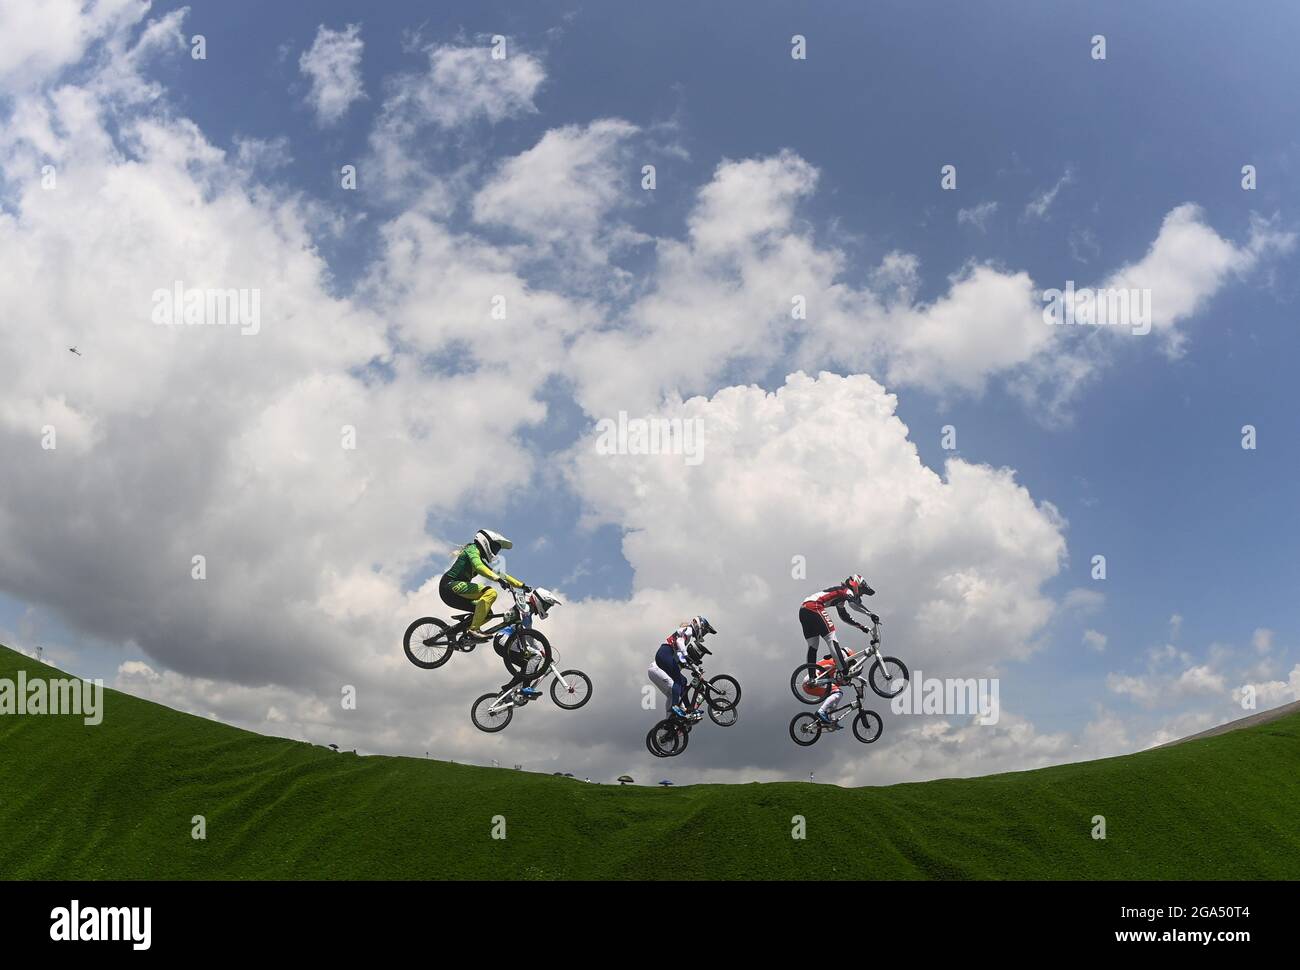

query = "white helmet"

[
  {"left": 474, "top": 529, "right": 513, "bottom": 559},
  {"left": 528, "top": 587, "right": 561, "bottom": 620}
]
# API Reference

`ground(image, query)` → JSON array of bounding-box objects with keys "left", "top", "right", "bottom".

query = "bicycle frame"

[
  {"left": 426, "top": 584, "right": 528, "bottom": 648},
  {"left": 820, "top": 679, "right": 869, "bottom": 725},
  {"left": 806, "top": 621, "right": 883, "bottom": 688},
  {"left": 482, "top": 641, "right": 577, "bottom": 716},
  {"left": 681, "top": 665, "right": 729, "bottom": 711},
  {"left": 668, "top": 667, "right": 736, "bottom": 732}
]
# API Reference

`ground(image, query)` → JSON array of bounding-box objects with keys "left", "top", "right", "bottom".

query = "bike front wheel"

[
  {"left": 502, "top": 629, "right": 553, "bottom": 679},
  {"left": 550, "top": 670, "right": 592, "bottom": 710},
  {"left": 853, "top": 710, "right": 883, "bottom": 743},
  {"left": 709, "top": 703, "right": 739, "bottom": 728},
  {"left": 868, "top": 656, "right": 909, "bottom": 699},
  {"left": 471, "top": 693, "right": 513, "bottom": 733},
  {"left": 403, "top": 617, "right": 455, "bottom": 669},
  {"left": 705, "top": 674, "right": 741, "bottom": 712},
  {"left": 789, "top": 712, "right": 822, "bottom": 746}
]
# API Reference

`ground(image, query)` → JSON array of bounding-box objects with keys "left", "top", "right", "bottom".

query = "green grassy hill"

[{"left": 2, "top": 643, "right": 1298, "bottom": 880}]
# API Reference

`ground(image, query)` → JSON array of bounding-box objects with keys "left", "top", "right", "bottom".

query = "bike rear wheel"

[
  {"left": 868, "top": 656, "right": 909, "bottom": 699},
  {"left": 550, "top": 669, "right": 592, "bottom": 710},
  {"left": 471, "top": 693, "right": 513, "bottom": 733},
  {"left": 853, "top": 710, "right": 883, "bottom": 743},
  {"left": 789, "top": 712, "right": 822, "bottom": 746},
  {"left": 790, "top": 663, "right": 832, "bottom": 704},
  {"left": 403, "top": 617, "right": 455, "bottom": 669},
  {"left": 670, "top": 721, "right": 689, "bottom": 753},
  {"left": 648, "top": 719, "right": 687, "bottom": 757}
]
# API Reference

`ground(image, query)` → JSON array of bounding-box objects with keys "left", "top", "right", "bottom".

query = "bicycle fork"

[{"left": 551, "top": 669, "right": 580, "bottom": 695}]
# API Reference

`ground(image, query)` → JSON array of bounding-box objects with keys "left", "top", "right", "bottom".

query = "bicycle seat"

[{"left": 452, "top": 613, "right": 472, "bottom": 622}]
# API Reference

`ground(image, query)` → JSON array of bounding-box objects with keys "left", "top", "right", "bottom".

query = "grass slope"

[{"left": 1, "top": 644, "right": 1298, "bottom": 880}]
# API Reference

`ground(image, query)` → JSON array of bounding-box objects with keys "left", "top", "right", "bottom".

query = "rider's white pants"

[
  {"left": 817, "top": 686, "right": 843, "bottom": 718},
  {"left": 647, "top": 663, "right": 675, "bottom": 714}
]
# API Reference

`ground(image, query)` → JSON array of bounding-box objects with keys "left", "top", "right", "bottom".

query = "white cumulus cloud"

[{"left": 299, "top": 24, "right": 366, "bottom": 126}]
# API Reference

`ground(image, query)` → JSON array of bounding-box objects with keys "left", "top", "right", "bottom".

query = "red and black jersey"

[
  {"left": 802, "top": 586, "right": 855, "bottom": 612},
  {"left": 800, "top": 586, "right": 869, "bottom": 634}
]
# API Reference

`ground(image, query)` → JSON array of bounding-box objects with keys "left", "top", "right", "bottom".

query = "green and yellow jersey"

[{"left": 444, "top": 543, "right": 524, "bottom": 589}]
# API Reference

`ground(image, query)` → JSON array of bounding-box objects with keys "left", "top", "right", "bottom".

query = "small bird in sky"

[{"left": 68, "top": 347, "right": 82, "bottom": 356}]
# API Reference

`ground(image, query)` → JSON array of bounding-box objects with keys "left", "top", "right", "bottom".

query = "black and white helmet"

[
  {"left": 474, "top": 529, "right": 513, "bottom": 559},
  {"left": 690, "top": 616, "right": 716, "bottom": 639},
  {"left": 528, "top": 587, "right": 561, "bottom": 620}
]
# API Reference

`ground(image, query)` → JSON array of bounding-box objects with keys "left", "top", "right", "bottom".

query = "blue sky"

[{"left": 2, "top": 0, "right": 1298, "bottom": 782}]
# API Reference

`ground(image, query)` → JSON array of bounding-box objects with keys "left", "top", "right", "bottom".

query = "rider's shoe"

[
  {"left": 816, "top": 710, "right": 834, "bottom": 727},
  {"left": 671, "top": 705, "right": 690, "bottom": 720},
  {"left": 465, "top": 629, "right": 492, "bottom": 642},
  {"left": 518, "top": 687, "right": 542, "bottom": 700}
]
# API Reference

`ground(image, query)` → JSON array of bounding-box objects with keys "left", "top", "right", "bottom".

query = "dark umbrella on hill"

[
  {"left": 617, "top": 774, "right": 634, "bottom": 785},
  {"left": 658, "top": 780, "right": 673, "bottom": 787}
]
